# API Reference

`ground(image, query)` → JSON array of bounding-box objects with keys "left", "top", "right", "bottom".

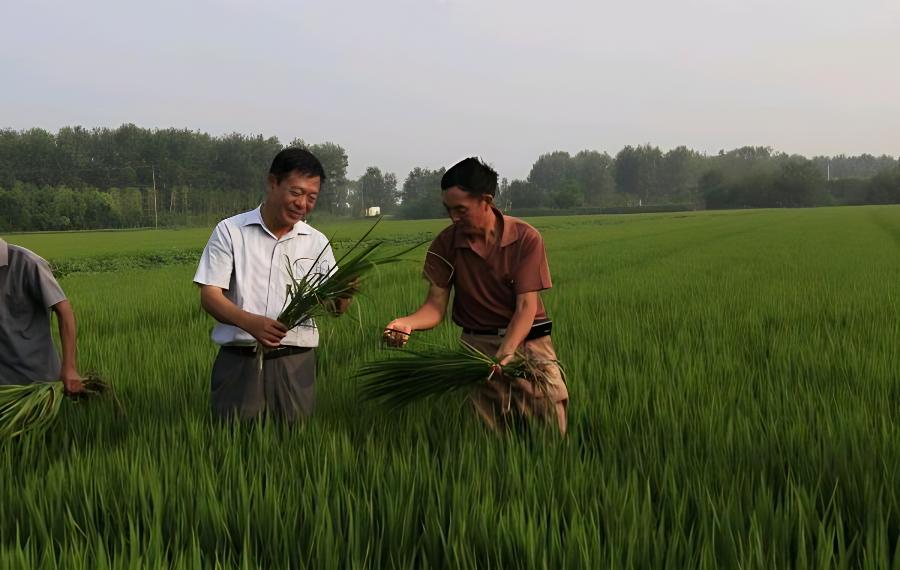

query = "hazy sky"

[{"left": 2, "top": 0, "right": 898, "bottom": 179}]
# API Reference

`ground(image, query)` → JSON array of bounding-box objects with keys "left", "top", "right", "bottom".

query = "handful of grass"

[
  {"left": 278, "top": 218, "right": 425, "bottom": 329},
  {"left": 357, "top": 342, "right": 554, "bottom": 410},
  {"left": 0, "top": 374, "right": 114, "bottom": 440}
]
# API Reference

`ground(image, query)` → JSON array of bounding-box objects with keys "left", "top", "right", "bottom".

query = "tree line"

[{"left": 0, "top": 125, "right": 898, "bottom": 231}]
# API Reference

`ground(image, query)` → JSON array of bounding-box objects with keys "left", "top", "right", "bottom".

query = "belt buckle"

[{"left": 266, "top": 345, "right": 290, "bottom": 359}]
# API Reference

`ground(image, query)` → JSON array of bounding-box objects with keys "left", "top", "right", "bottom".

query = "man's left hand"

[
  {"left": 341, "top": 276, "right": 361, "bottom": 298},
  {"left": 325, "top": 277, "right": 359, "bottom": 316}
]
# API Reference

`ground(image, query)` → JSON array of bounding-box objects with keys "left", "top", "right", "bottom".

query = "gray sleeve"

[{"left": 34, "top": 258, "right": 67, "bottom": 308}]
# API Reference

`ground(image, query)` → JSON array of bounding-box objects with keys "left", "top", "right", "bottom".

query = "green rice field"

[{"left": 2, "top": 205, "right": 900, "bottom": 568}]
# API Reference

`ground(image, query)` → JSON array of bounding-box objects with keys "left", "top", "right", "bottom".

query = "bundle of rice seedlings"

[
  {"left": 0, "top": 374, "right": 114, "bottom": 440},
  {"left": 255, "top": 218, "right": 426, "bottom": 364},
  {"left": 357, "top": 342, "right": 556, "bottom": 410},
  {"left": 280, "top": 218, "right": 424, "bottom": 326}
]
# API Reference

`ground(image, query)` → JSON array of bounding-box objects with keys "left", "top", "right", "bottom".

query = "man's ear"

[
  {"left": 266, "top": 174, "right": 278, "bottom": 191},
  {"left": 483, "top": 194, "right": 494, "bottom": 205}
]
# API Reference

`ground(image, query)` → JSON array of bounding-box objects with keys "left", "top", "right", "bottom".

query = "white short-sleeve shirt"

[{"left": 193, "top": 207, "right": 336, "bottom": 347}]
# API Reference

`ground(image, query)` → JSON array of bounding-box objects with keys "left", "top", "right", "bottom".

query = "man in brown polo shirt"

[
  {"left": 0, "top": 238, "right": 84, "bottom": 393},
  {"left": 384, "top": 157, "right": 568, "bottom": 434}
]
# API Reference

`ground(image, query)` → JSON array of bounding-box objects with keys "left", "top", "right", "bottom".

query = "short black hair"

[
  {"left": 440, "top": 157, "right": 498, "bottom": 197},
  {"left": 269, "top": 147, "right": 327, "bottom": 183}
]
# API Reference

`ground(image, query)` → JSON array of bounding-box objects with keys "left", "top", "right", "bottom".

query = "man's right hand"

[
  {"left": 60, "top": 367, "right": 85, "bottom": 394},
  {"left": 244, "top": 314, "right": 288, "bottom": 348},
  {"left": 383, "top": 319, "right": 412, "bottom": 347}
]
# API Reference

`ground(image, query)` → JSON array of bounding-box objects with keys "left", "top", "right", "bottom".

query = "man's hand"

[
  {"left": 340, "top": 276, "right": 361, "bottom": 298},
  {"left": 244, "top": 314, "right": 288, "bottom": 348},
  {"left": 60, "top": 367, "right": 85, "bottom": 394},
  {"left": 383, "top": 319, "right": 412, "bottom": 347},
  {"left": 200, "top": 287, "right": 289, "bottom": 347},
  {"left": 497, "top": 353, "right": 515, "bottom": 366},
  {"left": 322, "top": 277, "right": 360, "bottom": 316},
  {"left": 493, "top": 351, "right": 535, "bottom": 396}
]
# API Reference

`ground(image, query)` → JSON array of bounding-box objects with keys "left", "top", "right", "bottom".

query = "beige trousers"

[{"left": 461, "top": 333, "right": 569, "bottom": 435}]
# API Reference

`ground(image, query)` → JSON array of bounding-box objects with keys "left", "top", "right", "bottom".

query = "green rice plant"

[
  {"left": 278, "top": 217, "right": 426, "bottom": 330},
  {"left": 357, "top": 342, "right": 557, "bottom": 410},
  {"left": 0, "top": 374, "right": 114, "bottom": 440},
  {"left": 2, "top": 206, "right": 900, "bottom": 567},
  {"left": 0, "top": 383, "right": 64, "bottom": 439}
]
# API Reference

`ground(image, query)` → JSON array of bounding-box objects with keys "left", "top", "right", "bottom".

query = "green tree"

[
  {"left": 356, "top": 167, "right": 399, "bottom": 214},
  {"left": 865, "top": 167, "right": 900, "bottom": 204},
  {"left": 528, "top": 151, "right": 571, "bottom": 190},
  {"left": 659, "top": 146, "right": 704, "bottom": 203},
  {"left": 572, "top": 150, "right": 614, "bottom": 207},
  {"left": 553, "top": 179, "right": 583, "bottom": 208},
  {"left": 306, "top": 142, "right": 349, "bottom": 216},
  {"left": 699, "top": 170, "right": 729, "bottom": 209},
  {"left": 506, "top": 180, "right": 543, "bottom": 209},
  {"left": 527, "top": 151, "right": 575, "bottom": 207},
  {"left": 614, "top": 144, "right": 663, "bottom": 204},
  {"left": 399, "top": 167, "right": 446, "bottom": 219},
  {"left": 773, "top": 159, "right": 826, "bottom": 207}
]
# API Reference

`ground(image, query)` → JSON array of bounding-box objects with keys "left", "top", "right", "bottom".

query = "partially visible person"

[{"left": 0, "top": 238, "right": 84, "bottom": 393}]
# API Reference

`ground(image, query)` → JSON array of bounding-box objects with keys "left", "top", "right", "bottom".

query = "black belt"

[
  {"left": 221, "top": 345, "right": 312, "bottom": 360},
  {"left": 462, "top": 320, "right": 552, "bottom": 340}
]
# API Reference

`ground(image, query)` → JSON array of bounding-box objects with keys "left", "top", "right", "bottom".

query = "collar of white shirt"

[{"left": 241, "top": 206, "right": 313, "bottom": 240}]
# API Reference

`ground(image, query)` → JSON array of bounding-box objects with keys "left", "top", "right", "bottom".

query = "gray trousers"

[{"left": 210, "top": 346, "right": 316, "bottom": 422}]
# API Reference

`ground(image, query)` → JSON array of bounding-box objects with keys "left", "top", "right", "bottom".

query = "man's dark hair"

[
  {"left": 269, "top": 147, "right": 327, "bottom": 183},
  {"left": 440, "top": 157, "right": 498, "bottom": 197}
]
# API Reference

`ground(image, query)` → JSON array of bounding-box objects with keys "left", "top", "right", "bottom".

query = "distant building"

[{"left": 365, "top": 206, "right": 381, "bottom": 217}]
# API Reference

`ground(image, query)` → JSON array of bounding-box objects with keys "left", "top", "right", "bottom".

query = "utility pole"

[
  {"left": 151, "top": 165, "right": 158, "bottom": 229},
  {"left": 360, "top": 182, "right": 366, "bottom": 218}
]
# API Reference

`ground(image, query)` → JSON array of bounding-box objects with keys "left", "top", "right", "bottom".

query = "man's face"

[
  {"left": 442, "top": 186, "right": 493, "bottom": 234},
  {"left": 266, "top": 171, "right": 321, "bottom": 228}
]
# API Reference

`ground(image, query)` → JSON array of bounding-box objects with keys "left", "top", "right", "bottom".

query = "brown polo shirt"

[
  {"left": 0, "top": 239, "right": 66, "bottom": 385},
  {"left": 423, "top": 208, "right": 552, "bottom": 330}
]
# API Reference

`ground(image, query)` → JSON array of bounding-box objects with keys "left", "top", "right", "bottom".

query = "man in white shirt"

[{"left": 193, "top": 147, "right": 350, "bottom": 421}]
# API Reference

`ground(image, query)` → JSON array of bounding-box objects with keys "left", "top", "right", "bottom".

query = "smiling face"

[
  {"left": 263, "top": 170, "right": 321, "bottom": 232},
  {"left": 441, "top": 186, "right": 494, "bottom": 236}
]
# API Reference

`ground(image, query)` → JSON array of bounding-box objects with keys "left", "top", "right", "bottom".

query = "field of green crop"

[{"left": 2, "top": 206, "right": 899, "bottom": 568}]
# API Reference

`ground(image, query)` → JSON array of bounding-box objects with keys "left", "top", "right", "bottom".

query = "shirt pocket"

[
  {"left": 290, "top": 258, "right": 314, "bottom": 281},
  {"left": 292, "top": 257, "right": 332, "bottom": 282}
]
